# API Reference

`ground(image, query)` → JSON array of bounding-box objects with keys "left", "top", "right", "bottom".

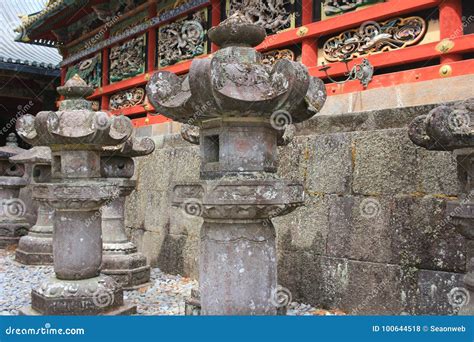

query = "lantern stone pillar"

[
  {"left": 16, "top": 75, "right": 136, "bottom": 315},
  {"left": 0, "top": 133, "right": 29, "bottom": 248},
  {"left": 409, "top": 98, "right": 474, "bottom": 314},
  {"left": 146, "top": 13, "right": 327, "bottom": 315},
  {"left": 13, "top": 147, "right": 54, "bottom": 265},
  {"left": 100, "top": 137, "right": 155, "bottom": 289}
]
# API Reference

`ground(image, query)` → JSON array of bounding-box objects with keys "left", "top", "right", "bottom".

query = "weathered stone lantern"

[
  {"left": 100, "top": 136, "right": 155, "bottom": 289},
  {"left": 0, "top": 133, "right": 29, "bottom": 248},
  {"left": 146, "top": 13, "right": 326, "bottom": 315},
  {"left": 409, "top": 99, "right": 474, "bottom": 314},
  {"left": 13, "top": 147, "right": 55, "bottom": 265},
  {"left": 16, "top": 75, "right": 136, "bottom": 315}
]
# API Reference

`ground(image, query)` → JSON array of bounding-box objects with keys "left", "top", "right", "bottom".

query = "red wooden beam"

[
  {"left": 132, "top": 114, "right": 171, "bottom": 128},
  {"left": 89, "top": 59, "right": 193, "bottom": 98},
  {"left": 257, "top": 0, "right": 441, "bottom": 51},
  {"left": 323, "top": 58, "right": 474, "bottom": 95},
  {"left": 439, "top": 0, "right": 463, "bottom": 63}
]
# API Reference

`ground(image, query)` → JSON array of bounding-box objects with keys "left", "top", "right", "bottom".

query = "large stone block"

[
  {"left": 415, "top": 269, "right": 464, "bottom": 315},
  {"left": 390, "top": 195, "right": 466, "bottom": 273},
  {"left": 183, "top": 231, "right": 200, "bottom": 279},
  {"left": 305, "top": 133, "right": 352, "bottom": 194},
  {"left": 300, "top": 255, "right": 405, "bottom": 314},
  {"left": 274, "top": 195, "right": 329, "bottom": 254},
  {"left": 277, "top": 249, "right": 302, "bottom": 302},
  {"left": 326, "top": 195, "right": 392, "bottom": 263},
  {"left": 137, "top": 231, "right": 165, "bottom": 267},
  {"left": 143, "top": 190, "right": 171, "bottom": 233},
  {"left": 417, "top": 148, "right": 460, "bottom": 195},
  {"left": 124, "top": 189, "right": 146, "bottom": 230},
  {"left": 277, "top": 136, "right": 307, "bottom": 183},
  {"left": 353, "top": 129, "right": 419, "bottom": 195}
]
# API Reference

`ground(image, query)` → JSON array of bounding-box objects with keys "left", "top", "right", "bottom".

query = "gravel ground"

[{"left": 0, "top": 249, "right": 342, "bottom": 316}]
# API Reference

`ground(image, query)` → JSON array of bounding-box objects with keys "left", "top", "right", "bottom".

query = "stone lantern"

[
  {"left": 100, "top": 136, "right": 155, "bottom": 289},
  {"left": 146, "top": 13, "right": 326, "bottom": 315},
  {"left": 16, "top": 75, "right": 136, "bottom": 315},
  {"left": 0, "top": 133, "right": 29, "bottom": 248},
  {"left": 409, "top": 98, "right": 474, "bottom": 314},
  {"left": 13, "top": 147, "right": 54, "bottom": 265}
]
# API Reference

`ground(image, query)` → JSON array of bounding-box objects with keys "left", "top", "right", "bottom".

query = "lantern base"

[{"left": 26, "top": 275, "right": 136, "bottom": 315}]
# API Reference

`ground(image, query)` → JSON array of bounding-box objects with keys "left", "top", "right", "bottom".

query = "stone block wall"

[{"left": 125, "top": 102, "right": 467, "bottom": 314}]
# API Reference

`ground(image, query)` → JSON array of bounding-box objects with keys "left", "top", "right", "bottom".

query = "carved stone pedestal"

[
  {"left": 409, "top": 99, "right": 474, "bottom": 314},
  {"left": 0, "top": 134, "right": 28, "bottom": 248},
  {"left": 101, "top": 182, "right": 150, "bottom": 289},
  {"left": 100, "top": 137, "right": 154, "bottom": 290},
  {"left": 147, "top": 13, "right": 326, "bottom": 315},
  {"left": 13, "top": 147, "right": 54, "bottom": 265},
  {"left": 173, "top": 179, "right": 303, "bottom": 315},
  {"left": 16, "top": 75, "right": 136, "bottom": 315}
]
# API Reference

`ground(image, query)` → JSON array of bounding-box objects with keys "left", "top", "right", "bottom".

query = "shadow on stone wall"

[{"left": 125, "top": 103, "right": 466, "bottom": 315}]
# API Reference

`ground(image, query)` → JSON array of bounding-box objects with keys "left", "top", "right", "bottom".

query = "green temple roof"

[{"left": 1, "top": 0, "right": 61, "bottom": 71}]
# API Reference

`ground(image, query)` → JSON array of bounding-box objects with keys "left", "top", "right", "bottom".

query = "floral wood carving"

[
  {"left": 227, "top": 0, "right": 295, "bottom": 34},
  {"left": 109, "top": 87, "right": 146, "bottom": 110},
  {"left": 323, "top": 16, "right": 427, "bottom": 62},
  {"left": 157, "top": 10, "right": 208, "bottom": 68},
  {"left": 109, "top": 35, "right": 146, "bottom": 83},
  {"left": 261, "top": 49, "right": 295, "bottom": 66},
  {"left": 65, "top": 54, "right": 102, "bottom": 88},
  {"left": 323, "top": 0, "right": 385, "bottom": 17}
]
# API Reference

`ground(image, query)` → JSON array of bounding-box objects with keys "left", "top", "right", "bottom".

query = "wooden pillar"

[
  {"left": 147, "top": 1, "right": 157, "bottom": 72},
  {"left": 60, "top": 67, "right": 66, "bottom": 86},
  {"left": 211, "top": 0, "right": 222, "bottom": 52},
  {"left": 301, "top": 0, "right": 317, "bottom": 67},
  {"left": 440, "top": 0, "right": 463, "bottom": 63},
  {"left": 101, "top": 31, "right": 110, "bottom": 111}
]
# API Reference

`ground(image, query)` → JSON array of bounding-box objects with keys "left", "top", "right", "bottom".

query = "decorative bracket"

[{"left": 319, "top": 57, "right": 374, "bottom": 89}]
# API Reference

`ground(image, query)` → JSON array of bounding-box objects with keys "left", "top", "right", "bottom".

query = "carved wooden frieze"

[
  {"left": 157, "top": 9, "right": 208, "bottom": 68},
  {"left": 323, "top": 16, "right": 427, "bottom": 62},
  {"left": 61, "top": 0, "right": 210, "bottom": 67},
  {"left": 226, "top": 0, "right": 295, "bottom": 34},
  {"left": 323, "top": 0, "right": 385, "bottom": 17},
  {"left": 110, "top": 10, "right": 149, "bottom": 37},
  {"left": 65, "top": 54, "right": 102, "bottom": 88},
  {"left": 261, "top": 49, "right": 295, "bottom": 66},
  {"left": 109, "top": 35, "right": 146, "bottom": 83},
  {"left": 109, "top": 87, "right": 146, "bottom": 110}
]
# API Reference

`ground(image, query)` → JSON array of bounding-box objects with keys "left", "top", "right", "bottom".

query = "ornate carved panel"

[
  {"left": 109, "top": 34, "right": 146, "bottom": 83},
  {"left": 65, "top": 53, "right": 102, "bottom": 88},
  {"left": 261, "top": 49, "right": 295, "bottom": 66},
  {"left": 109, "top": 87, "right": 146, "bottom": 110},
  {"left": 323, "top": 16, "right": 427, "bottom": 62},
  {"left": 157, "top": 9, "right": 209, "bottom": 69},
  {"left": 226, "top": 0, "right": 296, "bottom": 34},
  {"left": 323, "top": 0, "right": 385, "bottom": 17}
]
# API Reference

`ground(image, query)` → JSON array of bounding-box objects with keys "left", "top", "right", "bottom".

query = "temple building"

[
  {"left": 1, "top": 0, "right": 61, "bottom": 146},
  {"left": 13, "top": 0, "right": 474, "bottom": 135}
]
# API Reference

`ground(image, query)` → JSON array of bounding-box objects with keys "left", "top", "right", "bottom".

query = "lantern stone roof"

[{"left": 2, "top": 0, "right": 61, "bottom": 74}]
